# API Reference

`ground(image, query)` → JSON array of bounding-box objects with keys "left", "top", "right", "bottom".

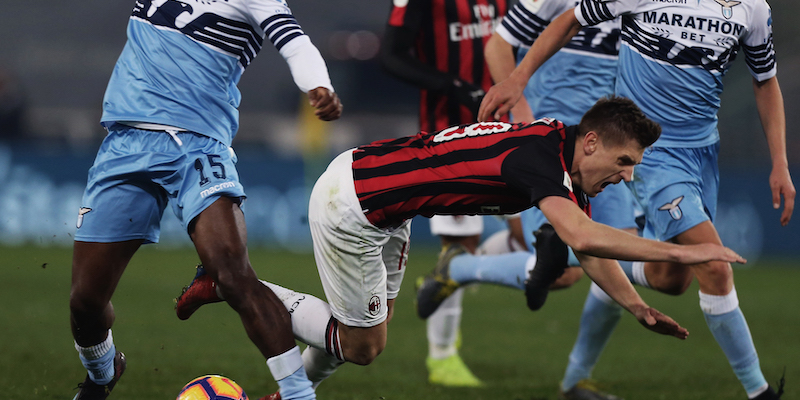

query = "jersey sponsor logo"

[
  {"left": 432, "top": 122, "right": 514, "bottom": 142},
  {"left": 76, "top": 207, "right": 92, "bottom": 229},
  {"left": 200, "top": 181, "right": 236, "bottom": 198},
  {"left": 562, "top": 171, "right": 574, "bottom": 192},
  {"left": 651, "top": 0, "right": 687, "bottom": 3},
  {"left": 368, "top": 295, "right": 381, "bottom": 316},
  {"left": 641, "top": 11, "right": 744, "bottom": 36},
  {"left": 713, "top": 0, "right": 741, "bottom": 20},
  {"left": 658, "top": 196, "right": 684, "bottom": 220},
  {"left": 449, "top": 4, "right": 503, "bottom": 42}
]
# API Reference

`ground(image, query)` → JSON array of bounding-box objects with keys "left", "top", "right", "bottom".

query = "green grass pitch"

[{"left": 1, "top": 245, "right": 797, "bottom": 399}]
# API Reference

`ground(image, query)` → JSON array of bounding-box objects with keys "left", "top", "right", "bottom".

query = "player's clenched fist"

[{"left": 309, "top": 87, "right": 343, "bottom": 121}]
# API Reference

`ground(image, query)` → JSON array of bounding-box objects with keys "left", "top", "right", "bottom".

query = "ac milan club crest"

[{"left": 368, "top": 295, "right": 381, "bottom": 316}]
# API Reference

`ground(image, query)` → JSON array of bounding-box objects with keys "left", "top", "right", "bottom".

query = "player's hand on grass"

[
  {"left": 477, "top": 76, "right": 524, "bottom": 122},
  {"left": 769, "top": 166, "right": 795, "bottom": 226},
  {"left": 309, "top": 87, "right": 342, "bottom": 121},
  {"left": 676, "top": 243, "right": 746, "bottom": 265},
  {"left": 632, "top": 305, "right": 689, "bottom": 340}
]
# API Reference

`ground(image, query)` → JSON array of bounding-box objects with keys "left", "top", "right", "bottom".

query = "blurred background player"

[
  {"left": 380, "top": 0, "right": 508, "bottom": 387},
  {"left": 69, "top": 1, "right": 341, "bottom": 399},
  {"left": 478, "top": 0, "right": 795, "bottom": 398},
  {"left": 486, "top": 1, "right": 636, "bottom": 398}
]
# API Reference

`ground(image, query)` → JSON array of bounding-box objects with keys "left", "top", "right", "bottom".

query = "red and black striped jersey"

[
  {"left": 352, "top": 119, "right": 590, "bottom": 228},
  {"left": 387, "top": 0, "right": 508, "bottom": 132}
]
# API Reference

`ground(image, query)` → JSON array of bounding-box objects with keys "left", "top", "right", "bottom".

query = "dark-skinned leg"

[
  {"left": 70, "top": 239, "right": 141, "bottom": 392},
  {"left": 189, "top": 197, "right": 295, "bottom": 356},
  {"left": 189, "top": 197, "right": 313, "bottom": 399},
  {"left": 70, "top": 240, "right": 142, "bottom": 347}
]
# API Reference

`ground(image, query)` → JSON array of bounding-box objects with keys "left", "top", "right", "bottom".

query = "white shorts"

[
  {"left": 308, "top": 149, "right": 411, "bottom": 328},
  {"left": 429, "top": 215, "right": 483, "bottom": 236}
]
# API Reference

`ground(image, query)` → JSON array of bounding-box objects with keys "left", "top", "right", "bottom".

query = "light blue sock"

[
  {"left": 618, "top": 260, "right": 635, "bottom": 282},
  {"left": 561, "top": 285, "right": 623, "bottom": 391},
  {"left": 449, "top": 252, "right": 534, "bottom": 290},
  {"left": 268, "top": 346, "right": 315, "bottom": 400},
  {"left": 704, "top": 307, "right": 767, "bottom": 396},
  {"left": 75, "top": 330, "right": 116, "bottom": 385},
  {"left": 277, "top": 367, "right": 316, "bottom": 400}
]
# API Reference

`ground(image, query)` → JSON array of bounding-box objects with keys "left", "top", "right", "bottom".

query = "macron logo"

[{"left": 200, "top": 182, "right": 236, "bottom": 198}]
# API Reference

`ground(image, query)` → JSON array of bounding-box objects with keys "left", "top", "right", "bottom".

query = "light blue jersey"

[
  {"left": 576, "top": 0, "right": 776, "bottom": 148},
  {"left": 102, "top": 0, "right": 308, "bottom": 147},
  {"left": 496, "top": 0, "right": 636, "bottom": 241},
  {"left": 497, "top": 0, "right": 621, "bottom": 125}
]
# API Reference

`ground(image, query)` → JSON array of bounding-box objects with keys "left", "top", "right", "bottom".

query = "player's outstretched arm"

[
  {"left": 478, "top": 9, "right": 582, "bottom": 122},
  {"left": 577, "top": 254, "right": 689, "bottom": 339},
  {"left": 308, "top": 87, "right": 342, "bottom": 121},
  {"left": 538, "top": 196, "right": 747, "bottom": 265},
  {"left": 753, "top": 75, "right": 795, "bottom": 226}
]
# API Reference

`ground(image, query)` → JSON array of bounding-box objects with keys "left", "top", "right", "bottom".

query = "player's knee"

[
  {"left": 345, "top": 340, "right": 385, "bottom": 366},
  {"left": 694, "top": 261, "right": 733, "bottom": 293},
  {"left": 69, "top": 288, "right": 107, "bottom": 315},
  {"left": 650, "top": 269, "right": 693, "bottom": 296}
]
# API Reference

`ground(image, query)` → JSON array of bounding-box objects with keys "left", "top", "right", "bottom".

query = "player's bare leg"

[
  {"left": 642, "top": 221, "right": 776, "bottom": 399},
  {"left": 335, "top": 299, "right": 395, "bottom": 365},
  {"left": 70, "top": 240, "right": 141, "bottom": 399},
  {"left": 190, "top": 197, "right": 314, "bottom": 400}
]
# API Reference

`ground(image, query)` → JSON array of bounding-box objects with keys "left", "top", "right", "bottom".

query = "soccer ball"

[{"left": 177, "top": 375, "right": 249, "bottom": 400}]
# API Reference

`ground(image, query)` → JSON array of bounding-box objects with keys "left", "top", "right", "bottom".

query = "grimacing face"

[{"left": 578, "top": 132, "right": 644, "bottom": 197}]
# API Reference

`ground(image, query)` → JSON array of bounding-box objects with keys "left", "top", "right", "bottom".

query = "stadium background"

[
  {"left": 0, "top": 2, "right": 798, "bottom": 399},
  {"left": 0, "top": 1, "right": 798, "bottom": 259}
]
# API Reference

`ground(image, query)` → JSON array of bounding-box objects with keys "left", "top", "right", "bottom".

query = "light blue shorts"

[
  {"left": 520, "top": 182, "right": 638, "bottom": 256},
  {"left": 626, "top": 144, "right": 719, "bottom": 241},
  {"left": 75, "top": 125, "right": 245, "bottom": 244}
]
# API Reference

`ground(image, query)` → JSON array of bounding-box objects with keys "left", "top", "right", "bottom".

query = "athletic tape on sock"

[
  {"left": 75, "top": 329, "right": 114, "bottom": 360},
  {"left": 632, "top": 261, "right": 650, "bottom": 288},
  {"left": 699, "top": 287, "right": 739, "bottom": 315},
  {"left": 267, "top": 346, "right": 304, "bottom": 381}
]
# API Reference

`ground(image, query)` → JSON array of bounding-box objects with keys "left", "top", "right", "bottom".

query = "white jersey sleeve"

[
  {"left": 497, "top": 0, "right": 577, "bottom": 48},
  {"left": 741, "top": 0, "right": 776, "bottom": 81},
  {"left": 251, "top": 0, "right": 334, "bottom": 92},
  {"left": 574, "top": 0, "right": 639, "bottom": 27}
]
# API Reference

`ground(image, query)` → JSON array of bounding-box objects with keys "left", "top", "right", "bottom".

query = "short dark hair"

[{"left": 578, "top": 95, "right": 661, "bottom": 148}]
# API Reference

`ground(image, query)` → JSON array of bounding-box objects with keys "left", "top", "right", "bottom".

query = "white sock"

[
  {"left": 631, "top": 261, "right": 650, "bottom": 288},
  {"left": 427, "top": 288, "right": 464, "bottom": 359},
  {"left": 75, "top": 330, "right": 114, "bottom": 360},
  {"left": 266, "top": 346, "right": 304, "bottom": 381},
  {"left": 589, "top": 282, "right": 616, "bottom": 305},
  {"left": 260, "top": 280, "right": 334, "bottom": 351},
  {"left": 302, "top": 345, "right": 345, "bottom": 389}
]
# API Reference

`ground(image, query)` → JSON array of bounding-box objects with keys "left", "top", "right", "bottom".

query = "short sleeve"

[
  {"left": 575, "top": 0, "right": 638, "bottom": 27},
  {"left": 501, "top": 132, "right": 574, "bottom": 206},
  {"left": 497, "top": 0, "right": 575, "bottom": 48},
  {"left": 742, "top": 1, "right": 777, "bottom": 82},
  {"left": 387, "top": 0, "right": 429, "bottom": 29}
]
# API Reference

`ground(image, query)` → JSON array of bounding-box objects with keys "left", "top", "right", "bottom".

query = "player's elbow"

[{"left": 562, "top": 232, "right": 593, "bottom": 255}]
